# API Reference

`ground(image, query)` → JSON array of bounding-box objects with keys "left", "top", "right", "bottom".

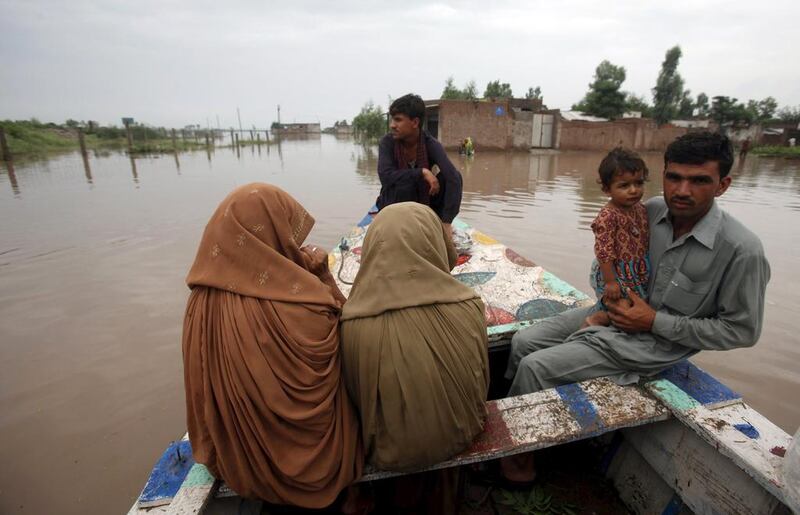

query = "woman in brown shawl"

[
  {"left": 340, "top": 202, "right": 489, "bottom": 471},
  {"left": 182, "top": 183, "right": 362, "bottom": 508}
]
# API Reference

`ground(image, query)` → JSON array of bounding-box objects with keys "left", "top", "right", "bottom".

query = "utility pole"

[
  {"left": 237, "top": 107, "right": 243, "bottom": 133},
  {"left": 277, "top": 104, "right": 281, "bottom": 125}
]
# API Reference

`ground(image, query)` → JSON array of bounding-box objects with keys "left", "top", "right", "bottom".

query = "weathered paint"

[
  {"left": 542, "top": 270, "right": 590, "bottom": 300},
  {"left": 556, "top": 383, "right": 605, "bottom": 433},
  {"left": 647, "top": 380, "right": 792, "bottom": 508},
  {"left": 655, "top": 360, "right": 741, "bottom": 408},
  {"left": 350, "top": 378, "right": 669, "bottom": 483},
  {"left": 646, "top": 379, "right": 702, "bottom": 412},
  {"left": 735, "top": 423, "right": 761, "bottom": 439},
  {"left": 623, "top": 419, "right": 788, "bottom": 515},
  {"left": 165, "top": 463, "right": 218, "bottom": 515},
  {"left": 181, "top": 464, "right": 215, "bottom": 488},
  {"left": 137, "top": 440, "right": 194, "bottom": 508}
]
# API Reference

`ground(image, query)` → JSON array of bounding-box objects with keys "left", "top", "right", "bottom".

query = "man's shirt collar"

[{"left": 656, "top": 200, "right": 722, "bottom": 250}]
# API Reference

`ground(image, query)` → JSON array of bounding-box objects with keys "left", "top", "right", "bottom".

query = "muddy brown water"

[{"left": 1, "top": 137, "right": 798, "bottom": 514}]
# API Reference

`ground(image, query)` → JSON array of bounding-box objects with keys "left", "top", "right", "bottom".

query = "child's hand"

[{"left": 604, "top": 281, "right": 622, "bottom": 302}]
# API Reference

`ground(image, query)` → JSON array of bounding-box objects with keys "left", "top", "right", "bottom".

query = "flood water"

[{"left": 1, "top": 136, "right": 798, "bottom": 514}]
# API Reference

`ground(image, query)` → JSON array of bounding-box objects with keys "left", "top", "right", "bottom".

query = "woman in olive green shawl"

[{"left": 340, "top": 202, "right": 489, "bottom": 471}]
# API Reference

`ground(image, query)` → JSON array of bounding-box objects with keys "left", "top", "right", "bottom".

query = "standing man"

[
  {"left": 376, "top": 94, "right": 463, "bottom": 237},
  {"left": 506, "top": 131, "right": 770, "bottom": 394}
]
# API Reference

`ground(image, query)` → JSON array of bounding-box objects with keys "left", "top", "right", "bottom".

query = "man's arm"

[
  {"left": 427, "top": 137, "right": 463, "bottom": 223},
  {"left": 608, "top": 250, "right": 770, "bottom": 351},
  {"left": 377, "top": 135, "right": 423, "bottom": 188}
]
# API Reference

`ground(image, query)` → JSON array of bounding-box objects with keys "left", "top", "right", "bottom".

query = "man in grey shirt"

[{"left": 506, "top": 131, "right": 771, "bottom": 396}]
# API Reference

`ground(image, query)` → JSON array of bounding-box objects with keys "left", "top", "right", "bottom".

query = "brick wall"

[
  {"left": 439, "top": 100, "right": 513, "bottom": 150},
  {"left": 559, "top": 118, "right": 690, "bottom": 151}
]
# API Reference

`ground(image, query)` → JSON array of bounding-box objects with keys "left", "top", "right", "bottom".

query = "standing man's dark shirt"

[{"left": 376, "top": 131, "right": 463, "bottom": 223}]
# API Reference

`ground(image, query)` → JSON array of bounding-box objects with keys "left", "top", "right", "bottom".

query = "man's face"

[
  {"left": 663, "top": 161, "right": 732, "bottom": 222},
  {"left": 389, "top": 113, "right": 419, "bottom": 140}
]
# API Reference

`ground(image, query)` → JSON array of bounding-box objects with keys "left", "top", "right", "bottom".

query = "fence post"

[
  {"left": 124, "top": 121, "right": 133, "bottom": 154},
  {"left": 77, "top": 128, "right": 88, "bottom": 156},
  {"left": 0, "top": 127, "right": 11, "bottom": 161}
]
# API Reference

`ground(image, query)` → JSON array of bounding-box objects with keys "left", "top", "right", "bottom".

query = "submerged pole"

[{"left": 77, "top": 128, "right": 88, "bottom": 156}]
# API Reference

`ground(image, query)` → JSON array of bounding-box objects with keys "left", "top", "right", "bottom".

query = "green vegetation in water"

[
  {"left": 0, "top": 119, "right": 223, "bottom": 157},
  {"left": 352, "top": 101, "right": 387, "bottom": 141},
  {"left": 751, "top": 146, "right": 800, "bottom": 158}
]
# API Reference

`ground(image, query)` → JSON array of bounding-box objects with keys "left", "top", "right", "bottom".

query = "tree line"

[{"left": 438, "top": 46, "right": 799, "bottom": 126}]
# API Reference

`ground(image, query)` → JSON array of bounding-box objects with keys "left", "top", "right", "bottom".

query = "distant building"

[
  {"left": 273, "top": 123, "right": 321, "bottom": 135},
  {"left": 323, "top": 121, "right": 353, "bottom": 135},
  {"left": 425, "top": 98, "right": 552, "bottom": 151}
]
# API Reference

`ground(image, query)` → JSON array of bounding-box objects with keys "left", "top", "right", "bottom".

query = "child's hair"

[{"left": 598, "top": 147, "right": 649, "bottom": 188}]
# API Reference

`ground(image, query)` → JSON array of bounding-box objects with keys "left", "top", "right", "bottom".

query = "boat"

[{"left": 128, "top": 209, "right": 796, "bottom": 515}]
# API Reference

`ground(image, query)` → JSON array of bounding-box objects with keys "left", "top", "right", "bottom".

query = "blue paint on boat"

[
  {"left": 357, "top": 213, "right": 373, "bottom": 227},
  {"left": 734, "top": 423, "right": 760, "bottom": 439},
  {"left": 555, "top": 383, "right": 604, "bottom": 433},
  {"left": 138, "top": 440, "right": 195, "bottom": 507},
  {"left": 515, "top": 298, "right": 572, "bottom": 321},
  {"left": 655, "top": 361, "right": 740, "bottom": 406},
  {"left": 453, "top": 272, "right": 496, "bottom": 287},
  {"left": 660, "top": 493, "right": 685, "bottom": 515}
]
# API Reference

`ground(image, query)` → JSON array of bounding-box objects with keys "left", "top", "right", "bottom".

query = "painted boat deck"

[{"left": 130, "top": 213, "right": 794, "bottom": 514}]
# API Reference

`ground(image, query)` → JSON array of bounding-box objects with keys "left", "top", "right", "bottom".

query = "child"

[{"left": 584, "top": 147, "right": 650, "bottom": 327}]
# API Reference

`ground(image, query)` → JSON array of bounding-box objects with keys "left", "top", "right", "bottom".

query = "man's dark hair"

[
  {"left": 598, "top": 147, "right": 649, "bottom": 188},
  {"left": 664, "top": 131, "right": 734, "bottom": 178},
  {"left": 389, "top": 94, "right": 426, "bottom": 123}
]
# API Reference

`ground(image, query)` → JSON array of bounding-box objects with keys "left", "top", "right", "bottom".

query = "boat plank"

[
  {"left": 165, "top": 464, "right": 218, "bottom": 515},
  {"left": 623, "top": 419, "right": 788, "bottom": 515},
  {"left": 646, "top": 379, "right": 791, "bottom": 508}
]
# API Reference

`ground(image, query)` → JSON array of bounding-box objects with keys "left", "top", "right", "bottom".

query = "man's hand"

[
  {"left": 606, "top": 290, "right": 656, "bottom": 333},
  {"left": 422, "top": 168, "right": 440, "bottom": 195},
  {"left": 603, "top": 282, "right": 622, "bottom": 302}
]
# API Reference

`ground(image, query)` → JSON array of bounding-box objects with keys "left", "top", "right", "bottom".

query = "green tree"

[
  {"left": 777, "top": 105, "right": 800, "bottom": 123},
  {"left": 441, "top": 77, "right": 478, "bottom": 100},
  {"left": 573, "top": 60, "right": 627, "bottom": 119},
  {"left": 463, "top": 80, "right": 478, "bottom": 100},
  {"left": 755, "top": 97, "right": 778, "bottom": 121},
  {"left": 525, "top": 86, "right": 542, "bottom": 100},
  {"left": 624, "top": 92, "right": 652, "bottom": 117},
  {"left": 652, "top": 46, "right": 685, "bottom": 124},
  {"left": 441, "top": 76, "right": 463, "bottom": 99},
  {"left": 678, "top": 90, "right": 694, "bottom": 119},
  {"left": 484, "top": 80, "right": 513, "bottom": 99},
  {"left": 695, "top": 93, "right": 710, "bottom": 118},
  {"left": 352, "top": 101, "right": 386, "bottom": 140}
]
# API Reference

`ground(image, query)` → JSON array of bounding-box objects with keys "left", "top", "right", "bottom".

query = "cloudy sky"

[{"left": 2, "top": 0, "right": 798, "bottom": 128}]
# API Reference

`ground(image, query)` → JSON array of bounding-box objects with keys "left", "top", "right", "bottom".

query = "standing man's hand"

[
  {"left": 606, "top": 291, "right": 656, "bottom": 333},
  {"left": 422, "top": 168, "right": 440, "bottom": 195}
]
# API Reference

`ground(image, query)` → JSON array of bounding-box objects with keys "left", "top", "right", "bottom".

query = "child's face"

[{"left": 604, "top": 169, "right": 645, "bottom": 208}]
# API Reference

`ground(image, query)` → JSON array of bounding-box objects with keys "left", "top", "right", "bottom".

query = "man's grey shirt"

[{"left": 646, "top": 196, "right": 770, "bottom": 351}]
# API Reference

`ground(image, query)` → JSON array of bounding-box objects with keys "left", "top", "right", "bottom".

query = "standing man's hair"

[
  {"left": 664, "top": 131, "right": 734, "bottom": 178},
  {"left": 598, "top": 147, "right": 649, "bottom": 188},
  {"left": 389, "top": 94, "right": 426, "bottom": 123}
]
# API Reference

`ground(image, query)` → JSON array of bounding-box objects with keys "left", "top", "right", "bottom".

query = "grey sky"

[{"left": 2, "top": 0, "right": 798, "bottom": 128}]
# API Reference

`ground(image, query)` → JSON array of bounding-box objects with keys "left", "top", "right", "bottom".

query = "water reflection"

[
  {"left": 129, "top": 156, "right": 138, "bottom": 183},
  {"left": 3, "top": 159, "right": 20, "bottom": 196}
]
